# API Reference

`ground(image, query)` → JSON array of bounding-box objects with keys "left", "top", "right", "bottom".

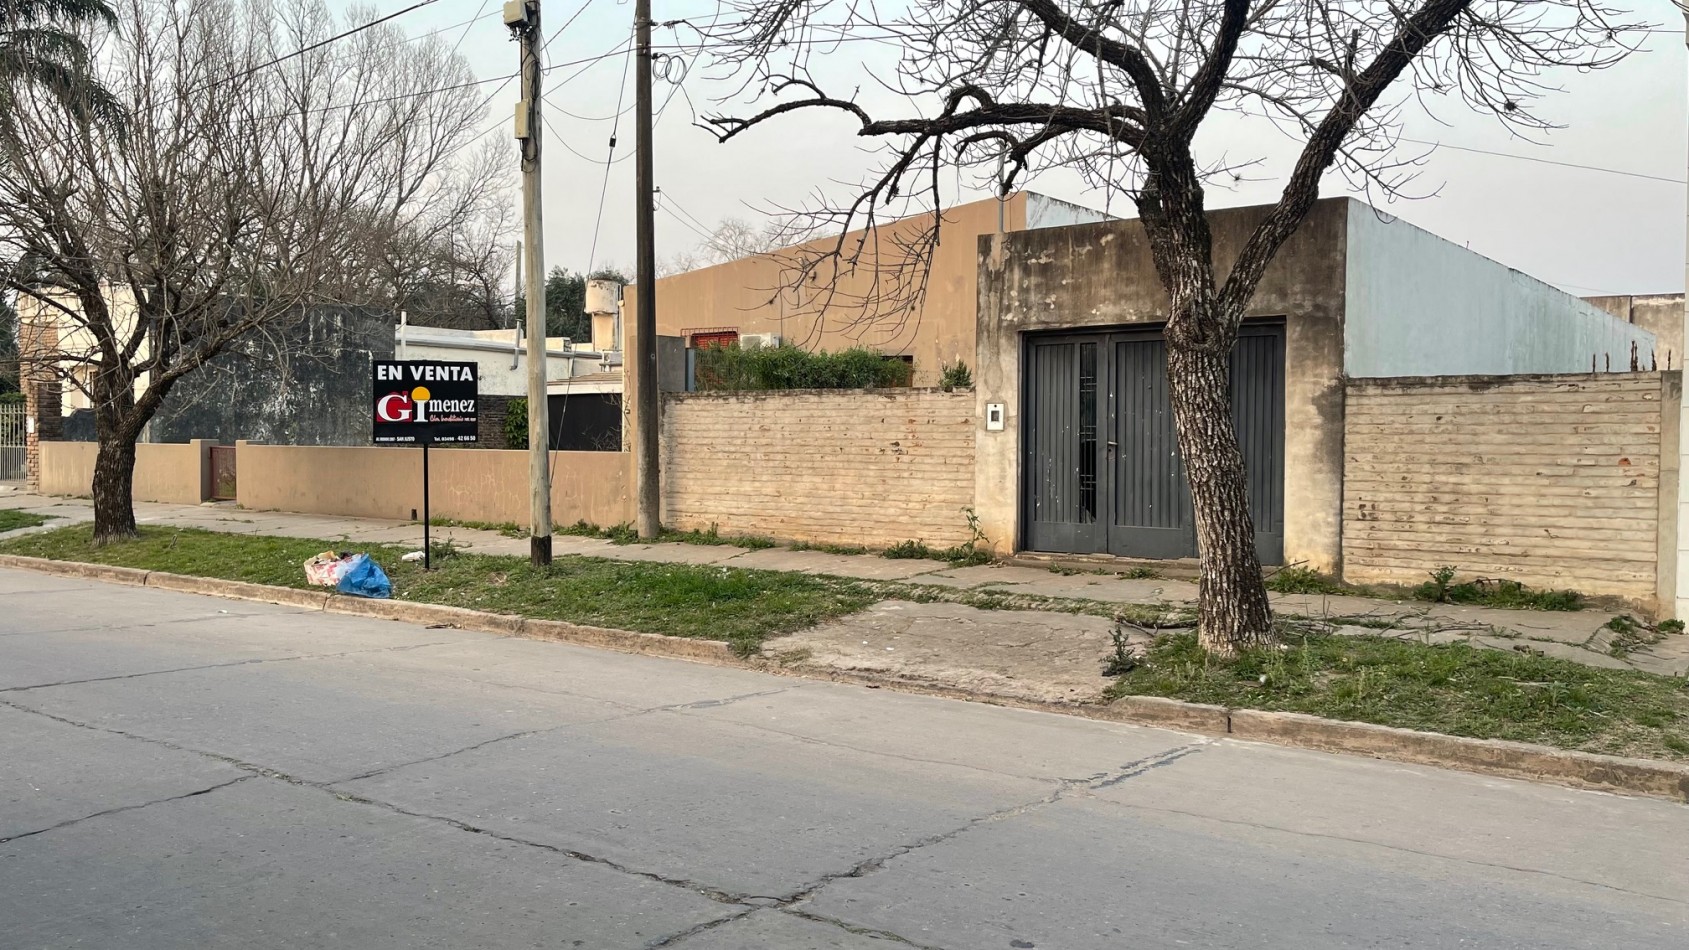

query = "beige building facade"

[{"left": 640, "top": 193, "right": 1105, "bottom": 387}]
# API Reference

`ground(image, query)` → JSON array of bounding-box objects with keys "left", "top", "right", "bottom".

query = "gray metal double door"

[{"left": 1023, "top": 323, "right": 1285, "bottom": 563}]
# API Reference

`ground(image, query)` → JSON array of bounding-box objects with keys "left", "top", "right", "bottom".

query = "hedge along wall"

[{"left": 661, "top": 388, "right": 978, "bottom": 549}]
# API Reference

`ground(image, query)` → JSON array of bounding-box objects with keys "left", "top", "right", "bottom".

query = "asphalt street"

[{"left": 2, "top": 566, "right": 1686, "bottom": 949}]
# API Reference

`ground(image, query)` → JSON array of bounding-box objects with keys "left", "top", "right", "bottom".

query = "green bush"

[
  {"left": 695, "top": 342, "right": 913, "bottom": 391},
  {"left": 0, "top": 391, "right": 25, "bottom": 405},
  {"left": 505, "top": 398, "right": 528, "bottom": 450},
  {"left": 939, "top": 360, "right": 973, "bottom": 391},
  {"left": 1411, "top": 566, "right": 1583, "bottom": 611}
]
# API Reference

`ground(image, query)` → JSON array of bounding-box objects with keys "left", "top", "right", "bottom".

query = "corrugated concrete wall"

[
  {"left": 1343, "top": 373, "right": 1680, "bottom": 613},
  {"left": 235, "top": 445, "right": 634, "bottom": 528},
  {"left": 662, "top": 389, "right": 977, "bottom": 549},
  {"left": 39, "top": 441, "right": 208, "bottom": 505}
]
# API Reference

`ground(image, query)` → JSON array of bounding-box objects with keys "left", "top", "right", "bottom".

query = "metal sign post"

[
  {"left": 372, "top": 360, "right": 478, "bottom": 570},
  {"left": 421, "top": 431, "right": 432, "bottom": 571}
]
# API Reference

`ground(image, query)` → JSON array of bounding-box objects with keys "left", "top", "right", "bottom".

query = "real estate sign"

[{"left": 372, "top": 360, "right": 479, "bottom": 445}]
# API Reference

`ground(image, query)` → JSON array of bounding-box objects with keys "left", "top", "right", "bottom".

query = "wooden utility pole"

[
  {"left": 510, "top": 0, "right": 552, "bottom": 565},
  {"left": 633, "top": 0, "right": 660, "bottom": 538}
]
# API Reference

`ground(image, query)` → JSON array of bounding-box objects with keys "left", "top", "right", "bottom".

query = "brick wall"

[
  {"left": 19, "top": 315, "right": 61, "bottom": 489},
  {"left": 1342, "top": 373, "right": 1679, "bottom": 612},
  {"left": 662, "top": 389, "right": 977, "bottom": 549},
  {"left": 479, "top": 395, "right": 514, "bottom": 449}
]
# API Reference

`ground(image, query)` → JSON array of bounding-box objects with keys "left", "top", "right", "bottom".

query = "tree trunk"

[
  {"left": 1165, "top": 335, "right": 1274, "bottom": 655},
  {"left": 91, "top": 432, "right": 138, "bottom": 545}
]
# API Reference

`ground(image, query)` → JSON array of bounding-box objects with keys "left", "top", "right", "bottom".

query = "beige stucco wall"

[
  {"left": 39, "top": 440, "right": 208, "bottom": 505},
  {"left": 1343, "top": 373, "right": 1679, "bottom": 614},
  {"left": 636, "top": 195, "right": 1031, "bottom": 388},
  {"left": 235, "top": 444, "right": 635, "bottom": 527},
  {"left": 975, "top": 198, "right": 1350, "bottom": 570},
  {"left": 661, "top": 389, "right": 977, "bottom": 549}
]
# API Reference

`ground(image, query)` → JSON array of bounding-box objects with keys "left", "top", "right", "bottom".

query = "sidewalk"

[{"left": 3, "top": 489, "right": 1685, "bottom": 690}]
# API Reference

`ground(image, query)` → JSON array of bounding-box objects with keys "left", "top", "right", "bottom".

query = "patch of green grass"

[
  {"left": 0, "top": 525, "right": 872, "bottom": 655},
  {"left": 1264, "top": 565, "right": 1346, "bottom": 595},
  {"left": 556, "top": 519, "right": 777, "bottom": 550},
  {"left": 0, "top": 510, "right": 50, "bottom": 533},
  {"left": 1107, "top": 627, "right": 1689, "bottom": 761},
  {"left": 789, "top": 540, "right": 871, "bottom": 557},
  {"left": 1411, "top": 566, "right": 1582, "bottom": 612},
  {"left": 428, "top": 517, "right": 525, "bottom": 539},
  {"left": 882, "top": 539, "right": 934, "bottom": 560},
  {"left": 1121, "top": 566, "right": 1160, "bottom": 580},
  {"left": 882, "top": 538, "right": 994, "bottom": 567},
  {"left": 658, "top": 524, "right": 778, "bottom": 550}
]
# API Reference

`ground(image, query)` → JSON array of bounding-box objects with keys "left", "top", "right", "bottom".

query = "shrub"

[
  {"left": 505, "top": 398, "right": 528, "bottom": 450},
  {"left": 939, "top": 360, "right": 973, "bottom": 391},
  {"left": 695, "top": 342, "right": 912, "bottom": 391},
  {"left": 1264, "top": 565, "right": 1345, "bottom": 595},
  {"left": 1411, "top": 566, "right": 1582, "bottom": 611}
]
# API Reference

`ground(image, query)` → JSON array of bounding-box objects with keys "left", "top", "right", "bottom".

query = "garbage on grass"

[
  {"left": 401, "top": 550, "right": 426, "bottom": 562},
  {"left": 304, "top": 551, "right": 352, "bottom": 587},
  {"left": 304, "top": 551, "right": 393, "bottom": 599},
  {"left": 337, "top": 554, "right": 392, "bottom": 599}
]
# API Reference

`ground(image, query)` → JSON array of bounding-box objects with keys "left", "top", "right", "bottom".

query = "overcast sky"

[{"left": 405, "top": 0, "right": 1687, "bottom": 298}]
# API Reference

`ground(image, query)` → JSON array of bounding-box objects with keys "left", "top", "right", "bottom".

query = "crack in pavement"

[
  {"left": 767, "top": 743, "right": 1206, "bottom": 909},
  {"left": 781, "top": 908, "right": 949, "bottom": 950},
  {"left": 0, "top": 637, "right": 474, "bottom": 694},
  {"left": 1083, "top": 798, "right": 1689, "bottom": 908},
  {"left": 0, "top": 776, "right": 254, "bottom": 845},
  {"left": 640, "top": 907, "right": 760, "bottom": 949},
  {"left": 0, "top": 646, "right": 1203, "bottom": 950}
]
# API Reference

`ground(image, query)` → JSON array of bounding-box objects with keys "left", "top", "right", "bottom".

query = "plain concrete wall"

[
  {"left": 1584, "top": 294, "right": 1685, "bottom": 371},
  {"left": 639, "top": 195, "right": 1033, "bottom": 388},
  {"left": 662, "top": 389, "right": 977, "bottom": 549},
  {"left": 234, "top": 444, "right": 635, "bottom": 527},
  {"left": 975, "top": 198, "right": 1350, "bottom": 571},
  {"left": 39, "top": 440, "right": 209, "bottom": 505},
  {"left": 1343, "top": 373, "right": 1677, "bottom": 615},
  {"left": 1345, "top": 206, "right": 1657, "bottom": 377}
]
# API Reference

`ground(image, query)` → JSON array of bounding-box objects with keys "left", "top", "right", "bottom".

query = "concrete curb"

[
  {"left": 146, "top": 572, "right": 333, "bottom": 611},
  {"left": 3, "top": 553, "right": 1686, "bottom": 804},
  {"left": 0, "top": 555, "right": 152, "bottom": 586}
]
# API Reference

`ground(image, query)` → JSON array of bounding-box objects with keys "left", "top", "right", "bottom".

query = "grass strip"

[{"left": 1108, "top": 628, "right": 1689, "bottom": 762}]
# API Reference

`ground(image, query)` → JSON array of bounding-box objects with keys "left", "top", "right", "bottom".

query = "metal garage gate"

[{"left": 1022, "top": 322, "right": 1285, "bottom": 563}]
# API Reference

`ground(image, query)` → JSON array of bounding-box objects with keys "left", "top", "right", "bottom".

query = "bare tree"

[
  {"left": 663, "top": 215, "right": 788, "bottom": 275},
  {"left": 699, "top": 0, "right": 1642, "bottom": 653},
  {"left": 0, "top": 0, "right": 511, "bottom": 542}
]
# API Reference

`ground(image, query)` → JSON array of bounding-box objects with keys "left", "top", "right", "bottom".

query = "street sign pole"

[{"left": 422, "top": 432, "right": 432, "bottom": 571}]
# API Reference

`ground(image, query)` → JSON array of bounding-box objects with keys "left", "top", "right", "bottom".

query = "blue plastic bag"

[{"left": 336, "top": 554, "right": 392, "bottom": 599}]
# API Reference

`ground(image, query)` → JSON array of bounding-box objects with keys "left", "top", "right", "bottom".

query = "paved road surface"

[{"left": 2, "top": 567, "right": 1685, "bottom": 949}]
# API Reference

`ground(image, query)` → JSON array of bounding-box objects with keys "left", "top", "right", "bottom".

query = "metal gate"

[
  {"left": 1023, "top": 322, "right": 1285, "bottom": 563},
  {"left": 209, "top": 445, "right": 237, "bottom": 501},
  {"left": 0, "top": 404, "right": 23, "bottom": 482}
]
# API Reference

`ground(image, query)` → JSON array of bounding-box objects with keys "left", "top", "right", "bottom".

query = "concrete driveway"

[{"left": 2, "top": 567, "right": 1686, "bottom": 949}]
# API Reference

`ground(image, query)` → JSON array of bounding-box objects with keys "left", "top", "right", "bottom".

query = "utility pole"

[
  {"left": 509, "top": 0, "right": 552, "bottom": 565},
  {"left": 633, "top": 0, "right": 660, "bottom": 538}
]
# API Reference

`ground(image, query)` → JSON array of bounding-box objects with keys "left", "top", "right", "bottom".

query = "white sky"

[{"left": 401, "top": 0, "right": 1687, "bottom": 298}]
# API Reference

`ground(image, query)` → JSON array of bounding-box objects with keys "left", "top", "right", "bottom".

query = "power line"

[
  {"left": 446, "top": 0, "right": 494, "bottom": 59},
  {"left": 585, "top": 39, "right": 635, "bottom": 272},
  {"left": 200, "top": 0, "right": 443, "bottom": 93},
  {"left": 1402, "top": 137, "right": 1686, "bottom": 185},
  {"left": 658, "top": 200, "right": 713, "bottom": 241},
  {"left": 659, "top": 189, "right": 714, "bottom": 234}
]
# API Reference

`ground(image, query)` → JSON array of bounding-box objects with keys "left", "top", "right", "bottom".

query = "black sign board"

[{"left": 372, "top": 360, "right": 479, "bottom": 445}]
